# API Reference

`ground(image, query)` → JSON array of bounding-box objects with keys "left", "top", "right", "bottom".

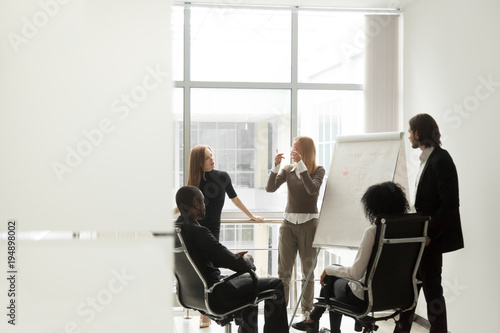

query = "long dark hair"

[
  {"left": 409, "top": 113, "right": 442, "bottom": 147},
  {"left": 187, "top": 145, "right": 212, "bottom": 187},
  {"left": 361, "top": 182, "right": 410, "bottom": 224}
]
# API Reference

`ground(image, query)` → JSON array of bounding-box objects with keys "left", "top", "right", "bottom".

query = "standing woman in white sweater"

[{"left": 266, "top": 136, "right": 325, "bottom": 315}]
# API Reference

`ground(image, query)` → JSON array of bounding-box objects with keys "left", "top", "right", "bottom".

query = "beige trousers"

[{"left": 277, "top": 218, "right": 318, "bottom": 313}]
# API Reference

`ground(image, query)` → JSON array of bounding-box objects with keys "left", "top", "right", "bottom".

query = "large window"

[{"left": 172, "top": 5, "right": 365, "bottom": 214}]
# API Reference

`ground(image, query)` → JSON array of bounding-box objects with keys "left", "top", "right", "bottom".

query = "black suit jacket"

[
  {"left": 175, "top": 215, "right": 254, "bottom": 287},
  {"left": 415, "top": 146, "right": 464, "bottom": 253}
]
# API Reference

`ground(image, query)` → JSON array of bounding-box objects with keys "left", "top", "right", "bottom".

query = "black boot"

[{"left": 292, "top": 319, "right": 319, "bottom": 333}]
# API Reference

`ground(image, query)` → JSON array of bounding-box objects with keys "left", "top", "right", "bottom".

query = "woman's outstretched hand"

[{"left": 275, "top": 153, "right": 285, "bottom": 166}]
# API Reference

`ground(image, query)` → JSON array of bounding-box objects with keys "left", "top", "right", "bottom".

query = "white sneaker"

[{"left": 302, "top": 311, "right": 310, "bottom": 320}]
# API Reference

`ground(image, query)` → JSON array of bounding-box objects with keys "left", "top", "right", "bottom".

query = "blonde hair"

[
  {"left": 187, "top": 145, "right": 212, "bottom": 187},
  {"left": 294, "top": 136, "right": 318, "bottom": 176}
]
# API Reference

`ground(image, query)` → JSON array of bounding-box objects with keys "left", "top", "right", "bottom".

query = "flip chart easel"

[{"left": 314, "top": 131, "right": 408, "bottom": 248}]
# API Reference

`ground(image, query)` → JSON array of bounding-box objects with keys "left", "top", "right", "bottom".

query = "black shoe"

[{"left": 292, "top": 319, "right": 319, "bottom": 333}]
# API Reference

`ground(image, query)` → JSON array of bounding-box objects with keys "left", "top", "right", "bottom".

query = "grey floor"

[{"left": 172, "top": 309, "right": 429, "bottom": 333}]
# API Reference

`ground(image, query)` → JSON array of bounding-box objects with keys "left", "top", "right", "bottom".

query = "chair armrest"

[
  {"left": 220, "top": 271, "right": 247, "bottom": 284},
  {"left": 339, "top": 277, "right": 368, "bottom": 292},
  {"left": 209, "top": 270, "right": 259, "bottom": 302},
  {"left": 209, "top": 271, "right": 245, "bottom": 292},
  {"left": 326, "top": 267, "right": 368, "bottom": 292}
]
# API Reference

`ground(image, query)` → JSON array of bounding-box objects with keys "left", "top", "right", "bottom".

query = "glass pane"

[
  {"left": 237, "top": 151, "right": 255, "bottom": 171},
  {"left": 298, "top": 12, "right": 365, "bottom": 84},
  {"left": 198, "top": 122, "right": 218, "bottom": 144},
  {"left": 191, "top": 88, "right": 291, "bottom": 212},
  {"left": 218, "top": 123, "right": 236, "bottom": 149},
  {"left": 297, "top": 89, "right": 364, "bottom": 176},
  {"left": 217, "top": 149, "right": 236, "bottom": 172},
  {"left": 237, "top": 173, "right": 254, "bottom": 188},
  {"left": 237, "top": 122, "right": 255, "bottom": 149},
  {"left": 242, "top": 226, "right": 254, "bottom": 241},
  {"left": 225, "top": 227, "right": 235, "bottom": 241},
  {"left": 190, "top": 7, "right": 291, "bottom": 82},
  {"left": 173, "top": 88, "right": 184, "bottom": 189},
  {"left": 171, "top": 6, "right": 184, "bottom": 81},
  {"left": 228, "top": 172, "right": 237, "bottom": 186}
]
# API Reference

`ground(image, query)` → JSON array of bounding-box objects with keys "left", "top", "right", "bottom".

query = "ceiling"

[{"left": 174, "top": 0, "right": 418, "bottom": 10}]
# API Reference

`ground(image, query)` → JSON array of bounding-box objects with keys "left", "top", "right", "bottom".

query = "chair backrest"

[
  {"left": 365, "top": 213, "right": 429, "bottom": 313},
  {"left": 173, "top": 227, "right": 210, "bottom": 313}
]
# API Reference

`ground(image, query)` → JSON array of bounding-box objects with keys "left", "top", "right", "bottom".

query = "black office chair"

[
  {"left": 173, "top": 227, "right": 279, "bottom": 333},
  {"left": 314, "top": 213, "right": 429, "bottom": 333}
]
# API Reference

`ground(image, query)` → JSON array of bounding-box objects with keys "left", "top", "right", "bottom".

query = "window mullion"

[
  {"left": 183, "top": 5, "right": 191, "bottom": 185},
  {"left": 291, "top": 8, "right": 299, "bottom": 141}
]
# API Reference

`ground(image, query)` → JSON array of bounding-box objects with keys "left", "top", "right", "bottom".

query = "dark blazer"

[
  {"left": 415, "top": 146, "right": 464, "bottom": 253},
  {"left": 175, "top": 215, "right": 254, "bottom": 287}
]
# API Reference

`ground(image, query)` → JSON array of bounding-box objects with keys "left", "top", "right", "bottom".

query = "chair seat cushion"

[
  {"left": 208, "top": 287, "right": 277, "bottom": 314},
  {"left": 315, "top": 296, "right": 367, "bottom": 314}
]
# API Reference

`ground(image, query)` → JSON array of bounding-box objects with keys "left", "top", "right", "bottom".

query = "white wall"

[
  {"left": 0, "top": 1, "right": 173, "bottom": 332},
  {"left": 403, "top": 0, "right": 500, "bottom": 331},
  {"left": 0, "top": 0, "right": 172, "bottom": 231}
]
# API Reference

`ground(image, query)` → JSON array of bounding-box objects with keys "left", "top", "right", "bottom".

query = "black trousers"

[
  {"left": 309, "top": 275, "right": 364, "bottom": 333},
  {"left": 212, "top": 275, "right": 289, "bottom": 333},
  {"left": 395, "top": 243, "right": 447, "bottom": 333}
]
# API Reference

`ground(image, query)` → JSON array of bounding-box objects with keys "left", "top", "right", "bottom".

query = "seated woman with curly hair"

[{"left": 292, "top": 181, "right": 410, "bottom": 333}]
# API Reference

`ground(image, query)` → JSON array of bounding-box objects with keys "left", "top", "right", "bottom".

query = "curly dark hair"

[{"left": 361, "top": 181, "right": 410, "bottom": 224}]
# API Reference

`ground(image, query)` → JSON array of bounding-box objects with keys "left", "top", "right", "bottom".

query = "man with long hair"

[{"left": 395, "top": 113, "right": 464, "bottom": 333}]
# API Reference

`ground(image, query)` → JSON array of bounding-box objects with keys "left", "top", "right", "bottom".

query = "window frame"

[{"left": 174, "top": 4, "right": 364, "bottom": 216}]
